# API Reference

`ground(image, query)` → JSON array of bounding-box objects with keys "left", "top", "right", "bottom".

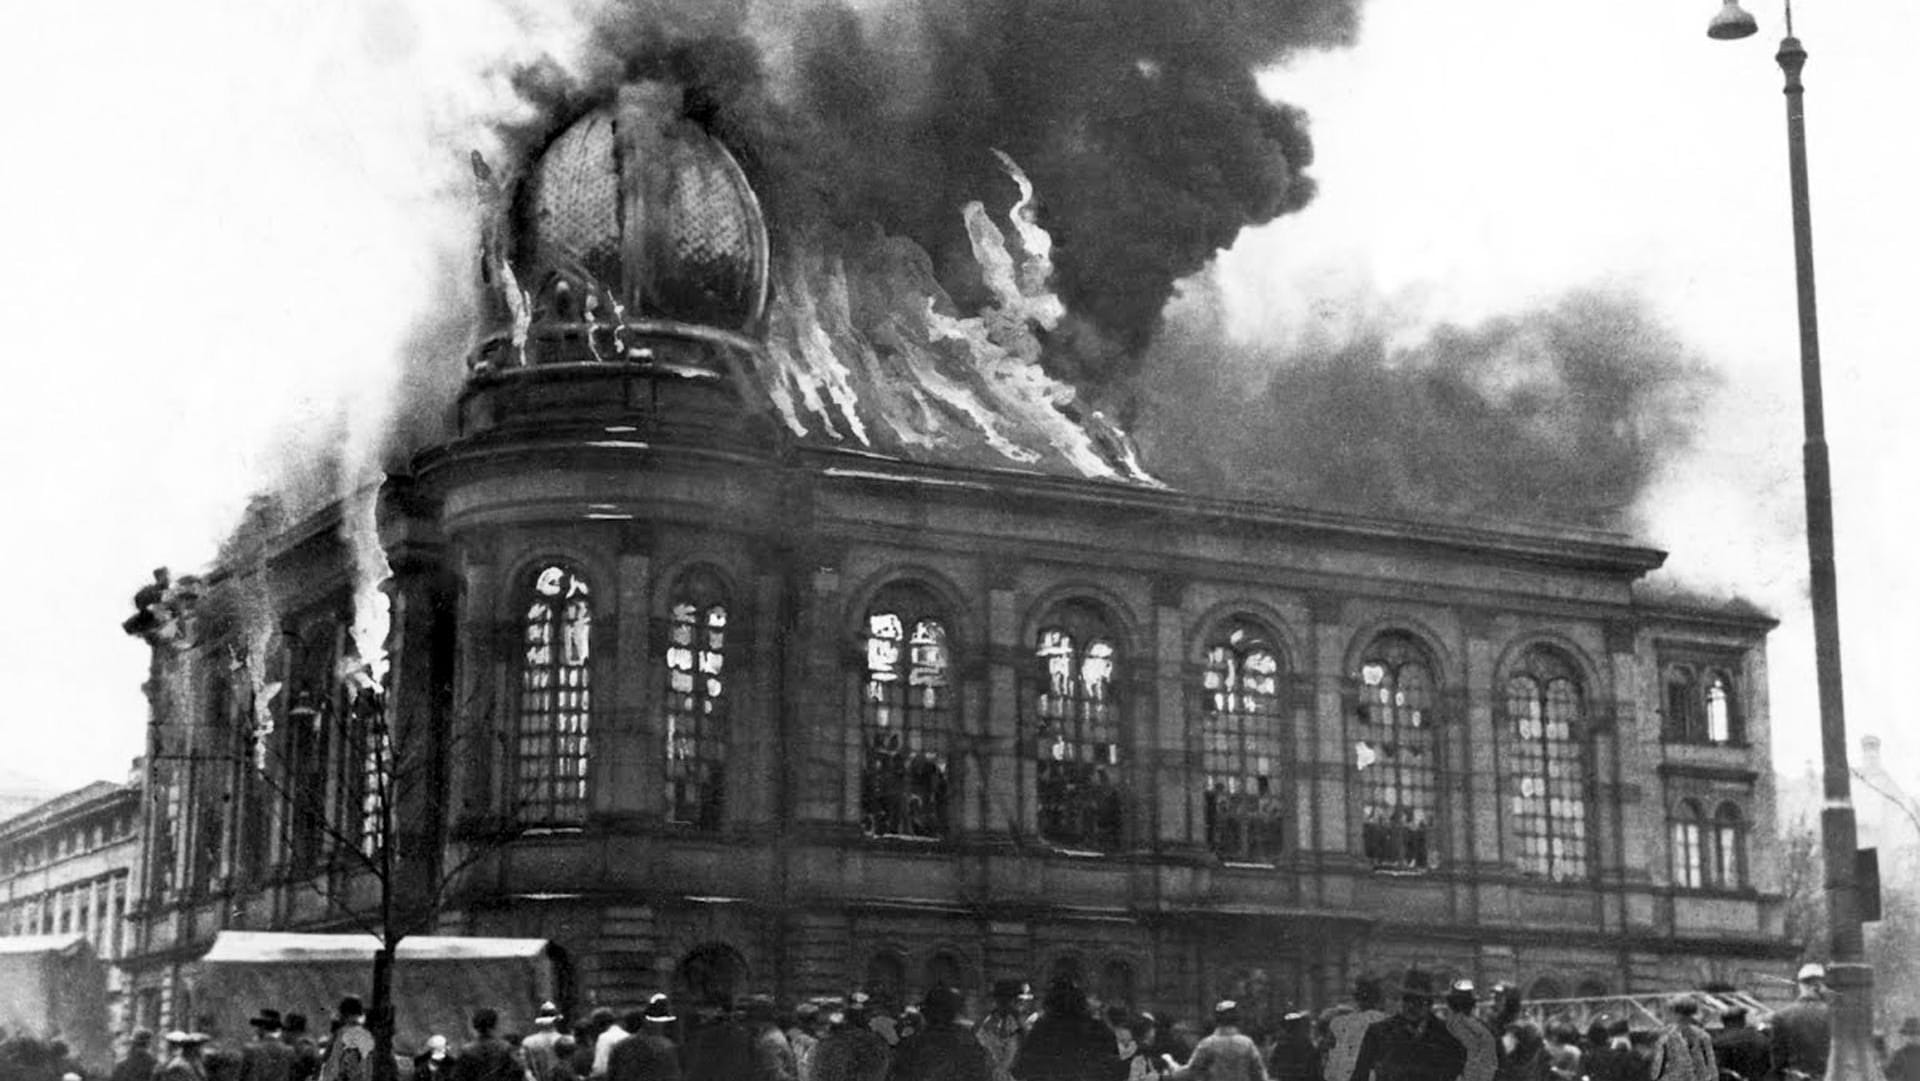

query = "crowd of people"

[{"left": 11, "top": 960, "right": 1916, "bottom": 1081}]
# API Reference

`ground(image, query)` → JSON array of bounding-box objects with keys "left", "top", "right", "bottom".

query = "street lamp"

[{"left": 1705, "top": 3, "right": 1881, "bottom": 1079}]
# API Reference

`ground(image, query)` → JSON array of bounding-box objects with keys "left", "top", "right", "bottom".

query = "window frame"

[
  {"left": 512, "top": 563, "right": 595, "bottom": 827},
  {"left": 663, "top": 566, "right": 731, "bottom": 830},
  {"left": 1029, "top": 601, "right": 1127, "bottom": 853},
  {"left": 1659, "top": 653, "right": 1747, "bottom": 747},
  {"left": 1353, "top": 632, "right": 1442, "bottom": 872},
  {"left": 1506, "top": 647, "right": 1593, "bottom": 883},
  {"left": 858, "top": 582, "right": 957, "bottom": 841},
  {"left": 1197, "top": 617, "right": 1288, "bottom": 863}
]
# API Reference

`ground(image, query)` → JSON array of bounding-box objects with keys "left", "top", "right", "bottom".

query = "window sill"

[
  {"left": 1369, "top": 866, "right": 1435, "bottom": 877},
  {"left": 1220, "top": 860, "right": 1281, "bottom": 870}
]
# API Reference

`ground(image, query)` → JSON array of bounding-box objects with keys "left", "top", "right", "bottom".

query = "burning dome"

[{"left": 470, "top": 80, "right": 770, "bottom": 375}]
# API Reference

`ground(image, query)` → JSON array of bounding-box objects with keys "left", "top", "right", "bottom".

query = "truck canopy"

[
  {"left": 198, "top": 932, "right": 559, "bottom": 1052},
  {"left": 0, "top": 935, "right": 112, "bottom": 1072}
]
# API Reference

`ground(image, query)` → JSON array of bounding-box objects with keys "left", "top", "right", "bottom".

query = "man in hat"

[
  {"left": 281, "top": 1016, "right": 320, "bottom": 1081},
  {"left": 1709, "top": 1007, "right": 1766, "bottom": 1081},
  {"left": 1344, "top": 970, "right": 1465, "bottom": 1081},
  {"left": 606, "top": 1003, "right": 679, "bottom": 1081},
  {"left": 812, "top": 995, "right": 891, "bottom": 1081},
  {"left": 589, "top": 1008, "right": 630, "bottom": 1081},
  {"left": 1885, "top": 1018, "right": 1920, "bottom": 1081},
  {"left": 742, "top": 996, "right": 796, "bottom": 1081},
  {"left": 1440, "top": 981, "right": 1496, "bottom": 1081},
  {"left": 1323, "top": 977, "right": 1386, "bottom": 1081},
  {"left": 977, "top": 980, "right": 1029, "bottom": 1081},
  {"left": 1648, "top": 996, "right": 1712, "bottom": 1081},
  {"left": 113, "top": 1030, "right": 159, "bottom": 1081},
  {"left": 522, "top": 1003, "right": 566, "bottom": 1081},
  {"left": 889, "top": 987, "right": 991, "bottom": 1081},
  {"left": 1165, "top": 1000, "right": 1266, "bottom": 1081},
  {"left": 318, "top": 999, "right": 374, "bottom": 1081},
  {"left": 786, "top": 1002, "right": 822, "bottom": 1081},
  {"left": 240, "top": 1010, "right": 297, "bottom": 1081},
  {"left": 160, "top": 1032, "right": 214, "bottom": 1081},
  {"left": 1770, "top": 963, "right": 1832, "bottom": 1080},
  {"left": 1267, "top": 1010, "right": 1320, "bottom": 1081}
]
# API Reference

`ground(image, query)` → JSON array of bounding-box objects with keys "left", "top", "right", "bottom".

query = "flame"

[
  {"left": 343, "top": 481, "right": 393, "bottom": 687},
  {"left": 761, "top": 153, "right": 1157, "bottom": 485}
]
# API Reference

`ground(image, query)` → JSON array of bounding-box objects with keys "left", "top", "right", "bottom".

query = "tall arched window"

[
  {"left": 664, "top": 568, "right": 729, "bottom": 829},
  {"left": 1508, "top": 648, "right": 1589, "bottom": 881},
  {"left": 1355, "top": 633, "right": 1438, "bottom": 870},
  {"left": 1664, "top": 665, "right": 1700, "bottom": 742},
  {"left": 1032, "top": 603, "right": 1124, "bottom": 851},
  {"left": 516, "top": 564, "right": 592, "bottom": 824},
  {"left": 1671, "top": 799, "right": 1706, "bottom": 889},
  {"left": 1706, "top": 672, "right": 1738, "bottom": 744},
  {"left": 1712, "top": 801, "right": 1747, "bottom": 888},
  {"left": 1199, "top": 619, "right": 1286, "bottom": 862},
  {"left": 861, "top": 584, "right": 954, "bottom": 839}
]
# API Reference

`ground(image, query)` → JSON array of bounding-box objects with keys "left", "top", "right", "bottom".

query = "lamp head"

[{"left": 1708, "top": 0, "right": 1759, "bottom": 39}]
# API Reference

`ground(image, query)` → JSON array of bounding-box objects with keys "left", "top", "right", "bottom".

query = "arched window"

[
  {"left": 1671, "top": 799, "right": 1706, "bottom": 889},
  {"left": 664, "top": 569, "right": 729, "bottom": 829},
  {"left": 860, "top": 584, "right": 954, "bottom": 839},
  {"left": 676, "top": 943, "right": 748, "bottom": 1009},
  {"left": 925, "top": 950, "right": 971, "bottom": 994},
  {"left": 1508, "top": 649, "right": 1590, "bottom": 881},
  {"left": 1712, "top": 802, "right": 1747, "bottom": 889},
  {"left": 516, "top": 565, "right": 592, "bottom": 824},
  {"left": 1032, "top": 603, "right": 1124, "bottom": 851},
  {"left": 1576, "top": 977, "right": 1611, "bottom": 1000},
  {"left": 1355, "top": 633, "right": 1438, "bottom": 870},
  {"left": 1706, "top": 672, "right": 1738, "bottom": 744},
  {"left": 1528, "top": 977, "right": 1566, "bottom": 1005},
  {"left": 1200, "top": 619, "right": 1287, "bottom": 862},
  {"left": 1099, "top": 959, "right": 1137, "bottom": 1010},
  {"left": 865, "top": 952, "right": 908, "bottom": 1012}
]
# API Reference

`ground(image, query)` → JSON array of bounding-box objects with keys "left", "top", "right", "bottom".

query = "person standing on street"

[
  {"left": 1344, "top": 972, "right": 1464, "bottom": 1081},
  {"left": 451, "top": 1010, "right": 519, "bottom": 1081},
  {"left": 160, "top": 1034, "right": 214, "bottom": 1081},
  {"left": 1323, "top": 979, "right": 1386, "bottom": 1081},
  {"left": 317, "top": 1001, "right": 374, "bottom": 1081},
  {"left": 607, "top": 1004, "right": 680, "bottom": 1081},
  {"left": 744, "top": 996, "right": 797, "bottom": 1081},
  {"left": 887, "top": 987, "right": 992, "bottom": 1081},
  {"left": 977, "top": 981, "right": 1029, "bottom": 1081},
  {"left": 1771, "top": 964, "right": 1833, "bottom": 1080},
  {"left": 1709, "top": 1008, "right": 1766, "bottom": 1081},
  {"left": 239, "top": 1011, "right": 296, "bottom": 1081},
  {"left": 1439, "top": 982, "right": 1496, "bottom": 1081},
  {"left": 1009, "top": 977, "right": 1115, "bottom": 1081},
  {"left": 1884, "top": 1018, "right": 1920, "bottom": 1081},
  {"left": 112, "top": 1031, "right": 159, "bottom": 1081},
  {"left": 1166, "top": 1001, "right": 1268, "bottom": 1081},
  {"left": 522, "top": 1004, "right": 566, "bottom": 1081},
  {"left": 1581, "top": 1021, "right": 1646, "bottom": 1081},
  {"left": 1266, "top": 1011, "right": 1321, "bottom": 1081}
]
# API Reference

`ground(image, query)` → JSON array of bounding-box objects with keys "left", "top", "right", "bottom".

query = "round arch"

[
  {"left": 1185, "top": 601, "right": 1303, "bottom": 674},
  {"left": 842, "top": 564, "right": 977, "bottom": 653},
  {"left": 1020, "top": 582, "right": 1144, "bottom": 659},
  {"left": 1341, "top": 617, "right": 1457, "bottom": 686},
  {"left": 675, "top": 942, "right": 750, "bottom": 1009}
]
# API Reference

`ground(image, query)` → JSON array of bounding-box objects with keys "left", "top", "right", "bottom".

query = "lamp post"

[{"left": 1706, "top": 2, "right": 1880, "bottom": 1077}]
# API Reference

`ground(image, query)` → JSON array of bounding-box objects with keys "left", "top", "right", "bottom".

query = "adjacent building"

[
  {"left": 0, "top": 768, "right": 144, "bottom": 1032},
  {"left": 119, "top": 77, "right": 1795, "bottom": 1032}
]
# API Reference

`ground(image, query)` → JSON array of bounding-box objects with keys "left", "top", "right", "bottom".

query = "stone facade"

[
  {"left": 120, "top": 357, "right": 1792, "bottom": 1033},
  {"left": 0, "top": 771, "right": 143, "bottom": 1032}
]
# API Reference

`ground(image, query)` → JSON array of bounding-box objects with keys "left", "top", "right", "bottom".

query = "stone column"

[
  {"left": 452, "top": 541, "right": 500, "bottom": 825},
  {"left": 1460, "top": 610, "right": 1503, "bottom": 921},
  {"left": 985, "top": 577, "right": 1027, "bottom": 838},
  {"left": 608, "top": 525, "right": 655, "bottom": 818},
  {"left": 1305, "top": 594, "right": 1350, "bottom": 858},
  {"left": 1150, "top": 576, "right": 1189, "bottom": 850}
]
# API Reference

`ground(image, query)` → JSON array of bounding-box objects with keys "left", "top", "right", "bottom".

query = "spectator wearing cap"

[
  {"left": 452, "top": 1009, "right": 518, "bottom": 1081},
  {"left": 1165, "top": 1000, "right": 1267, "bottom": 1081},
  {"left": 813, "top": 996, "right": 891, "bottom": 1081},
  {"left": 888, "top": 987, "right": 992, "bottom": 1081},
  {"left": 606, "top": 1004, "right": 679, "bottom": 1081},
  {"left": 523, "top": 1003, "right": 566, "bottom": 1081},
  {"left": 590, "top": 1009, "right": 631, "bottom": 1081},
  {"left": 318, "top": 999, "right": 374, "bottom": 1081},
  {"left": 1583, "top": 1020, "right": 1646, "bottom": 1081},
  {"left": 977, "top": 980, "right": 1029, "bottom": 1081},
  {"left": 1009, "top": 977, "right": 1117, "bottom": 1081},
  {"left": 1439, "top": 982, "right": 1496, "bottom": 1081},
  {"left": 113, "top": 1030, "right": 159, "bottom": 1081},
  {"left": 1345, "top": 970, "right": 1465, "bottom": 1081},
  {"left": 1710, "top": 1007, "right": 1766, "bottom": 1081},
  {"left": 415, "top": 1037, "right": 454, "bottom": 1081},
  {"left": 1267, "top": 1011, "right": 1321, "bottom": 1081},
  {"left": 1323, "top": 978, "right": 1385, "bottom": 1081},
  {"left": 1771, "top": 963, "right": 1832, "bottom": 1080},
  {"left": 240, "top": 1011, "right": 296, "bottom": 1081},
  {"left": 160, "top": 1032, "right": 214, "bottom": 1081},
  {"left": 1648, "top": 997, "right": 1711, "bottom": 1081}
]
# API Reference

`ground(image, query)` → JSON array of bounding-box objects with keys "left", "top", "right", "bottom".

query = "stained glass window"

[
  {"left": 1032, "top": 604, "right": 1124, "bottom": 851},
  {"left": 516, "top": 565, "right": 592, "bottom": 824},
  {"left": 665, "top": 569, "right": 728, "bottom": 829},
  {"left": 861, "top": 585, "right": 953, "bottom": 838},
  {"left": 1672, "top": 799, "right": 1705, "bottom": 889},
  {"left": 1355, "top": 634, "right": 1437, "bottom": 869},
  {"left": 1200, "top": 620, "right": 1286, "bottom": 862},
  {"left": 1713, "top": 801, "right": 1746, "bottom": 888},
  {"left": 1509, "top": 650, "right": 1589, "bottom": 881}
]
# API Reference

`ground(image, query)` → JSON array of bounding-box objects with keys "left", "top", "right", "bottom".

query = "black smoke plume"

[
  {"left": 1133, "top": 289, "right": 1721, "bottom": 529},
  {"left": 494, "top": 0, "right": 1361, "bottom": 388}
]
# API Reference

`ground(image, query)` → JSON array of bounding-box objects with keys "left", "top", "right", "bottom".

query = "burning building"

[{"left": 120, "top": 64, "right": 1791, "bottom": 1034}]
